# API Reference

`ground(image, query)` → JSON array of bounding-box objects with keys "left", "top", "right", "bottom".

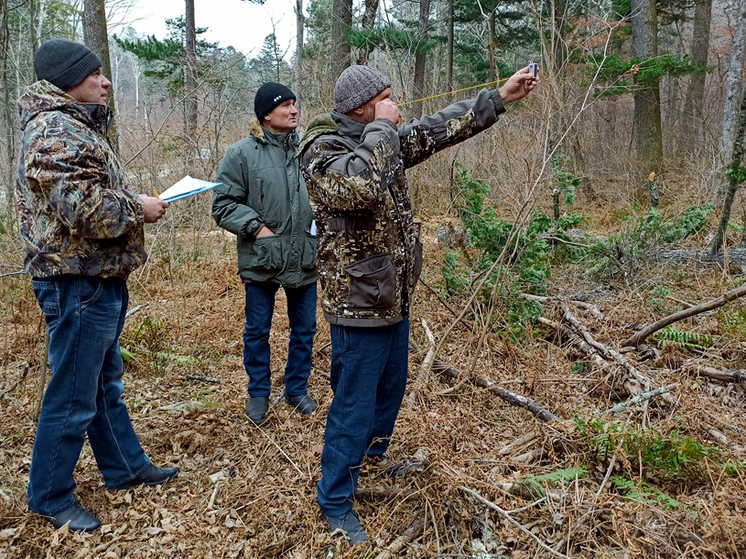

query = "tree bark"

[
  {"left": 83, "top": 0, "right": 119, "bottom": 152},
  {"left": 631, "top": 0, "right": 662, "bottom": 177},
  {"left": 710, "top": 81, "right": 746, "bottom": 254},
  {"left": 295, "top": 0, "right": 304, "bottom": 114},
  {"left": 446, "top": 0, "right": 454, "bottom": 100},
  {"left": 184, "top": 0, "right": 198, "bottom": 171},
  {"left": 331, "top": 0, "right": 352, "bottom": 78},
  {"left": 411, "top": 0, "right": 430, "bottom": 119},
  {"left": 715, "top": 0, "right": 746, "bottom": 204},
  {"left": 681, "top": 0, "right": 712, "bottom": 142},
  {"left": 356, "top": 0, "right": 379, "bottom": 65}
]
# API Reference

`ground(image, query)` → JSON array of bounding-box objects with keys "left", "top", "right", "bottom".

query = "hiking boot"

[
  {"left": 323, "top": 509, "right": 368, "bottom": 545},
  {"left": 285, "top": 393, "right": 317, "bottom": 415},
  {"left": 113, "top": 464, "right": 179, "bottom": 490},
  {"left": 48, "top": 502, "right": 101, "bottom": 532},
  {"left": 246, "top": 396, "right": 269, "bottom": 425}
]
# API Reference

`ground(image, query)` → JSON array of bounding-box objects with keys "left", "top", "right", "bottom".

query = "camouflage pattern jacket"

[
  {"left": 16, "top": 81, "right": 146, "bottom": 280},
  {"left": 212, "top": 121, "right": 318, "bottom": 288},
  {"left": 299, "top": 87, "right": 505, "bottom": 326}
]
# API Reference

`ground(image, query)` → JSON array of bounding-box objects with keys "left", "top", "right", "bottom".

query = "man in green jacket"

[{"left": 213, "top": 83, "right": 318, "bottom": 425}]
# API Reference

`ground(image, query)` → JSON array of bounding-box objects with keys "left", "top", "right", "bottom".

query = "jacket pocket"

[
  {"left": 301, "top": 233, "right": 318, "bottom": 271},
  {"left": 345, "top": 254, "right": 396, "bottom": 310},
  {"left": 250, "top": 235, "right": 283, "bottom": 272}
]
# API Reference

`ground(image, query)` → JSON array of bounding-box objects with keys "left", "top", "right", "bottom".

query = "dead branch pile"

[{"left": 1, "top": 226, "right": 745, "bottom": 559}]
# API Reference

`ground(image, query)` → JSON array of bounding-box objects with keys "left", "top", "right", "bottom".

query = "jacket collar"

[
  {"left": 249, "top": 119, "right": 299, "bottom": 149},
  {"left": 18, "top": 80, "right": 112, "bottom": 133},
  {"left": 331, "top": 110, "right": 367, "bottom": 142}
]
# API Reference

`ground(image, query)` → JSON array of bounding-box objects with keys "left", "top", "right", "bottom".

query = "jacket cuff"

[
  {"left": 242, "top": 218, "right": 264, "bottom": 239},
  {"left": 490, "top": 89, "right": 506, "bottom": 116}
]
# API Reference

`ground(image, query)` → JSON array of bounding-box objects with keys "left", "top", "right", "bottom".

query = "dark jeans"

[
  {"left": 28, "top": 276, "right": 150, "bottom": 516},
  {"left": 317, "top": 318, "right": 409, "bottom": 516},
  {"left": 243, "top": 281, "right": 317, "bottom": 398}
]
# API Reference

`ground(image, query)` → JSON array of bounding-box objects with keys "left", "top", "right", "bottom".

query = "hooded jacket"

[
  {"left": 299, "top": 87, "right": 505, "bottom": 326},
  {"left": 16, "top": 81, "right": 146, "bottom": 280},
  {"left": 212, "top": 121, "right": 318, "bottom": 288}
]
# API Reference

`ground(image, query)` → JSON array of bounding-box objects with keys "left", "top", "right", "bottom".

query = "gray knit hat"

[
  {"left": 34, "top": 39, "right": 102, "bottom": 92},
  {"left": 334, "top": 65, "right": 392, "bottom": 114}
]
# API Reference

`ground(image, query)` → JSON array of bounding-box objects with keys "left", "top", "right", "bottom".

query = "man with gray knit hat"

[
  {"left": 17, "top": 38, "right": 175, "bottom": 533},
  {"left": 213, "top": 82, "right": 318, "bottom": 426},
  {"left": 299, "top": 64, "right": 538, "bottom": 544}
]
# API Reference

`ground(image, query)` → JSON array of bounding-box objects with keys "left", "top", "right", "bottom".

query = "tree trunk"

[
  {"left": 184, "top": 0, "right": 198, "bottom": 171},
  {"left": 331, "top": 0, "right": 352, "bottom": 78},
  {"left": 411, "top": 0, "right": 430, "bottom": 119},
  {"left": 83, "top": 0, "right": 119, "bottom": 151},
  {"left": 710, "top": 81, "right": 746, "bottom": 255},
  {"left": 715, "top": 0, "right": 746, "bottom": 204},
  {"left": 487, "top": 8, "right": 496, "bottom": 82},
  {"left": 446, "top": 0, "right": 453, "bottom": 100},
  {"left": 356, "top": 0, "right": 379, "bottom": 65},
  {"left": 681, "top": 0, "right": 712, "bottom": 143},
  {"left": 631, "top": 0, "right": 662, "bottom": 177},
  {"left": 295, "top": 0, "right": 304, "bottom": 114}
]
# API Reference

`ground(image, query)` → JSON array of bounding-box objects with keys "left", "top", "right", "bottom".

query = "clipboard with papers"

[{"left": 158, "top": 175, "right": 222, "bottom": 203}]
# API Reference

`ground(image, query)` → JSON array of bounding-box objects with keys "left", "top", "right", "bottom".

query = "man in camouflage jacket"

[
  {"left": 299, "top": 64, "right": 538, "bottom": 544},
  {"left": 16, "top": 39, "right": 176, "bottom": 533}
]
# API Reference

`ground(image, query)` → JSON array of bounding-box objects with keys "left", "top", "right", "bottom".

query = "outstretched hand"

[{"left": 498, "top": 66, "right": 539, "bottom": 105}]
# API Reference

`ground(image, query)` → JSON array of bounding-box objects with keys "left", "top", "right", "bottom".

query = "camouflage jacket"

[
  {"left": 16, "top": 81, "right": 146, "bottom": 280},
  {"left": 212, "top": 121, "right": 318, "bottom": 288},
  {"left": 299, "top": 87, "right": 505, "bottom": 326}
]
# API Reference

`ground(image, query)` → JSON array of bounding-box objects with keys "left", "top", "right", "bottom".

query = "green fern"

[
  {"left": 656, "top": 326, "right": 712, "bottom": 351},
  {"left": 520, "top": 467, "right": 588, "bottom": 498},
  {"left": 611, "top": 476, "right": 681, "bottom": 509}
]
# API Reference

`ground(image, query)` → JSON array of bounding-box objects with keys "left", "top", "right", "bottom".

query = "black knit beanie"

[
  {"left": 254, "top": 82, "right": 296, "bottom": 122},
  {"left": 34, "top": 39, "right": 102, "bottom": 92}
]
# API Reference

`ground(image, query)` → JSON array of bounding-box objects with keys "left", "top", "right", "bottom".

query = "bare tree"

[
  {"left": 446, "top": 0, "right": 453, "bottom": 99},
  {"left": 331, "top": 0, "right": 352, "bottom": 77},
  {"left": 681, "top": 0, "right": 712, "bottom": 144},
  {"left": 716, "top": 0, "right": 746, "bottom": 204},
  {"left": 411, "top": 0, "right": 431, "bottom": 119},
  {"left": 185, "top": 0, "right": 198, "bottom": 171},
  {"left": 356, "top": 0, "right": 379, "bottom": 65},
  {"left": 631, "top": 0, "right": 662, "bottom": 177},
  {"left": 83, "top": 0, "right": 119, "bottom": 151},
  {"left": 294, "top": 0, "right": 304, "bottom": 114}
]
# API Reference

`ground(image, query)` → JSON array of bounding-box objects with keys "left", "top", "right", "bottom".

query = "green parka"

[{"left": 212, "top": 121, "right": 318, "bottom": 287}]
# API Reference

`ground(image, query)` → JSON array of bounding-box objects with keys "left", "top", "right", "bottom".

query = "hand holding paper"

[{"left": 158, "top": 175, "right": 222, "bottom": 203}]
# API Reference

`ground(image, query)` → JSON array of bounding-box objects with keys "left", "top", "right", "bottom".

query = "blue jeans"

[
  {"left": 317, "top": 318, "right": 409, "bottom": 516},
  {"left": 28, "top": 276, "right": 151, "bottom": 516},
  {"left": 243, "top": 281, "right": 317, "bottom": 398}
]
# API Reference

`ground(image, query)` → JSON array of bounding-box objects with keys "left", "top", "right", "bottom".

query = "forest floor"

[{"left": 0, "top": 218, "right": 745, "bottom": 559}]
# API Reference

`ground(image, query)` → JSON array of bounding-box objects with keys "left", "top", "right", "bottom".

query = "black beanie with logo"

[{"left": 254, "top": 82, "right": 296, "bottom": 122}]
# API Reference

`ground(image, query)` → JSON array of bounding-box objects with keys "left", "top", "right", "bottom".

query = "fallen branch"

[
  {"left": 460, "top": 486, "right": 572, "bottom": 559},
  {"left": 355, "top": 488, "right": 417, "bottom": 501},
  {"left": 478, "top": 377, "right": 560, "bottom": 422},
  {"left": 599, "top": 384, "right": 677, "bottom": 416},
  {"left": 375, "top": 516, "right": 427, "bottom": 559},
  {"left": 560, "top": 305, "right": 676, "bottom": 406},
  {"left": 0, "top": 271, "right": 25, "bottom": 279},
  {"left": 180, "top": 373, "right": 220, "bottom": 383},
  {"left": 622, "top": 281, "right": 746, "bottom": 347},
  {"left": 522, "top": 293, "right": 604, "bottom": 320},
  {"left": 684, "top": 364, "right": 746, "bottom": 385},
  {"left": 428, "top": 357, "right": 558, "bottom": 421}
]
